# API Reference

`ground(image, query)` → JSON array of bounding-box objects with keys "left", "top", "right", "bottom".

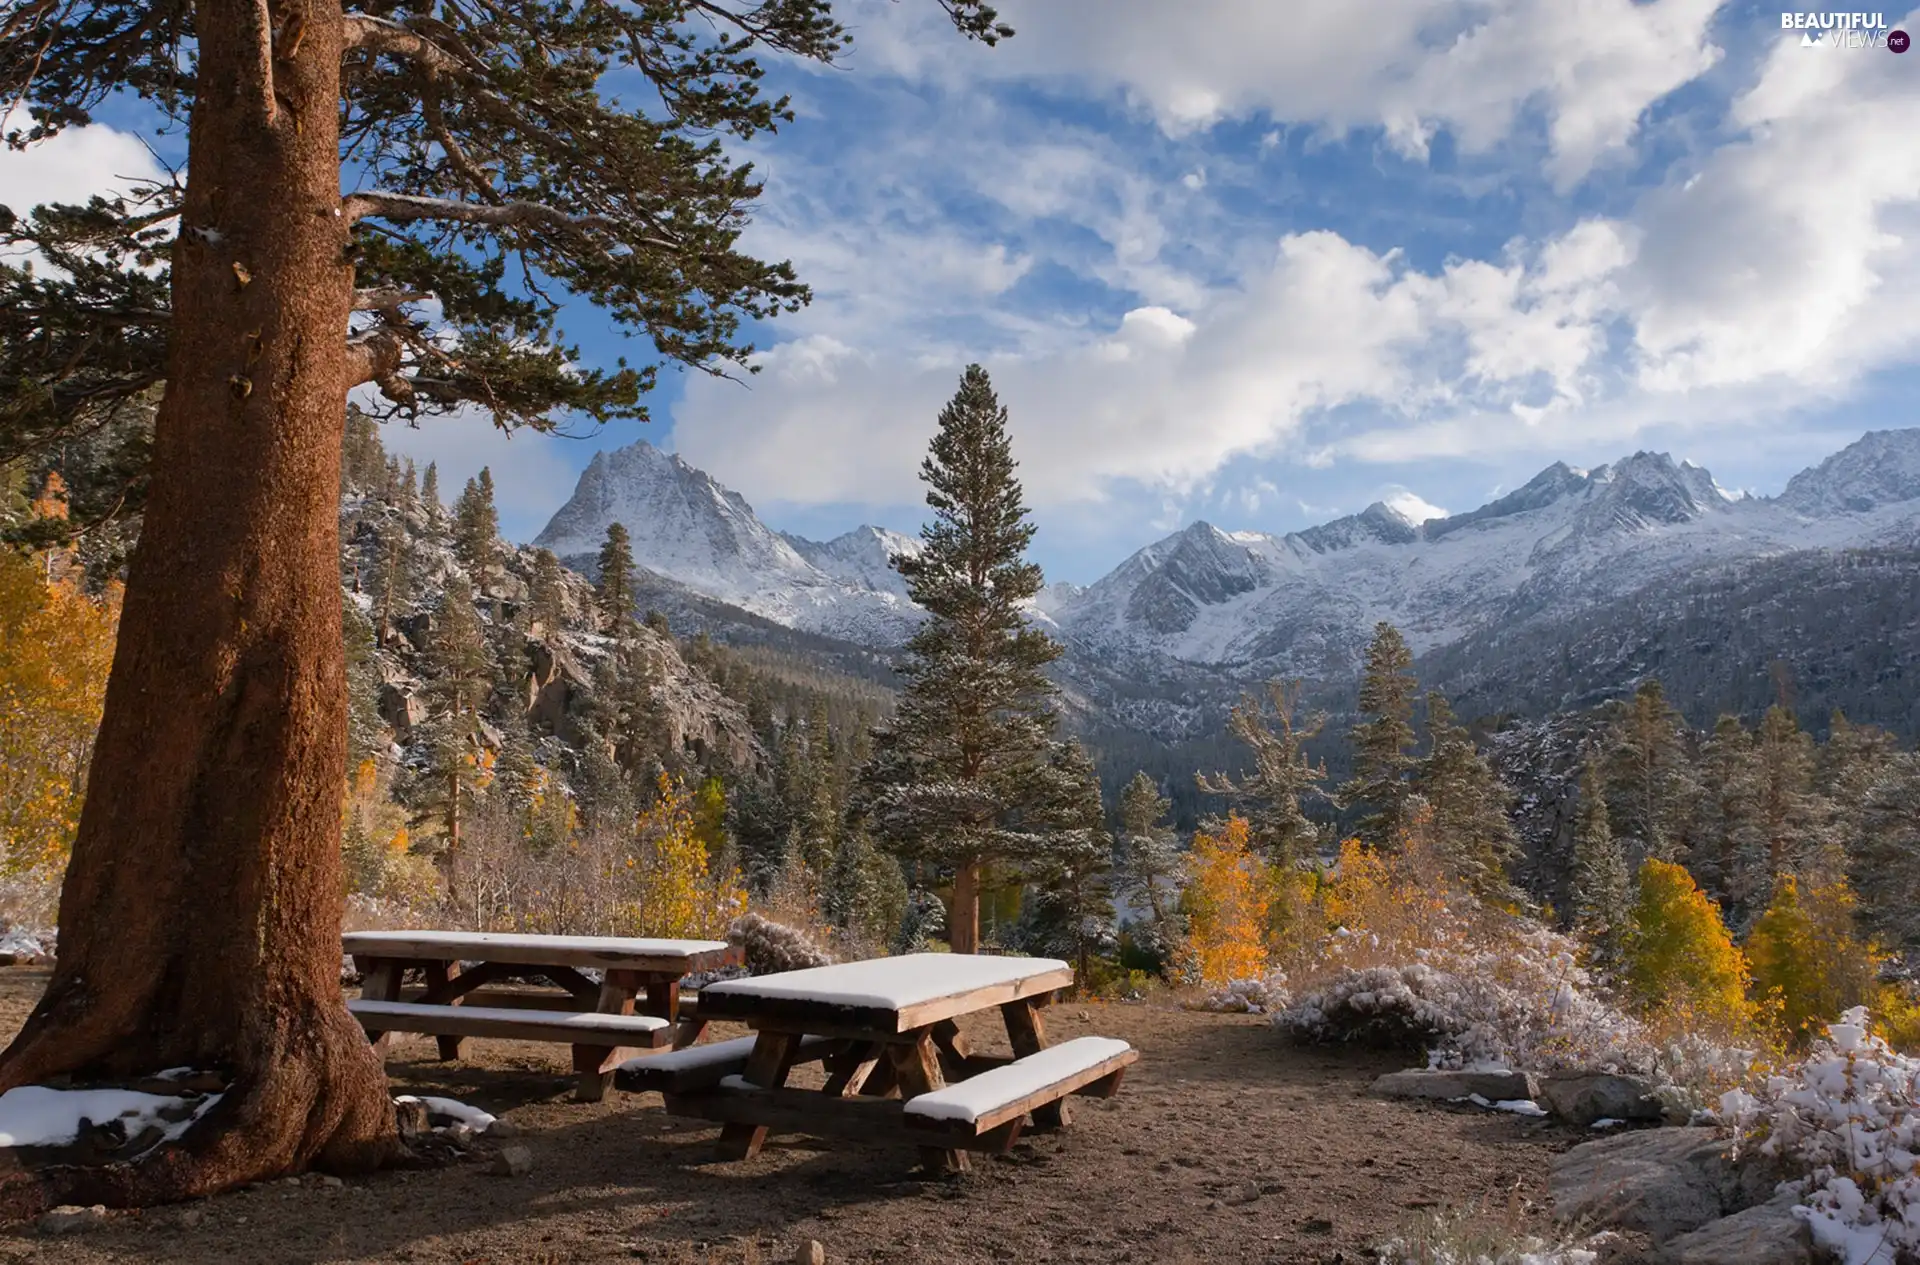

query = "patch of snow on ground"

[
  {"left": 0, "top": 1085, "right": 213, "bottom": 1148},
  {"left": 394, "top": 1095, "right": 496, "bottom": 1131}
]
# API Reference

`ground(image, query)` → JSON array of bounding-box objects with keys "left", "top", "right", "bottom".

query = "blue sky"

[{"left": 4, "top": 0, "right": 1917, "bottom": 583}]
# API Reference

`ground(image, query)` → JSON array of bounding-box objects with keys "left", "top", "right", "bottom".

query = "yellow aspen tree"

[
  {"left": 1180, "top": 815, "right": 1271, "bottom": 984},
  {"left": 627, "top": 772, "right": 746, "bottom": 939},
  {"left": 0, "top": 546, "right": 121, "bottom": 876},
  {"left": 1745, "top": 875, "right": 1880, "bottom": 1045},
  {"left": 1623, "top": 859, "right": 1753, "bottom": 1034}
]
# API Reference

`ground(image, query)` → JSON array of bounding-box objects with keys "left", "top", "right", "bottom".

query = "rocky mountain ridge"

[{"left": 530, "top": 432, "right": 1920, "bottom": 705}]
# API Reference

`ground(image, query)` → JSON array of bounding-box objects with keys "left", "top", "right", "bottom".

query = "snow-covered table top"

[
  {"left": 343, "top": 929, "right": 738, "bottom": 972},
  {"left": 699, "top": 953, "right": 1074, "bottom": 1033}
]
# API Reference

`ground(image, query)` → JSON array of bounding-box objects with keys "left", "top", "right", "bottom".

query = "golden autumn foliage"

[
  {"left": 1180, "top": 815, "right": 1270, "bottom": 984},
  {"left": 1318, "top": 820, "right": 1465, "bottom": 965},
  {"left": 1745, "top": 875, "right": 1881, "bottom": 1046},
  {"left": 624, "top": 772, "right": 746, "bottom": 939},
  {"left": 0, "top": 545, "right": 121, "bottom": 876},
  {"left": 1623, "top": 859, "right": 1753, "bottom": 1034}
]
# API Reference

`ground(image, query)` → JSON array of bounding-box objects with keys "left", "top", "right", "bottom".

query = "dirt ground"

[{"left": 0, "top": 966, "right": 1587, "bottom": 1264}]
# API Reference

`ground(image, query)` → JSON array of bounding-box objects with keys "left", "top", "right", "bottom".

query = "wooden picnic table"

[
  {"left": 344, "top": 930, "right": 742, "bottom": 1101},
  {"left": 641, "top": 953, "right": 1135, "bottom": 1173}
]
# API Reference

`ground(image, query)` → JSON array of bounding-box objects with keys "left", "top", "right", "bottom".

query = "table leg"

[
  {"left": 573, "top": 967, "right": 642, "bottom": 1102},
  {"left": 821, "top": 1041, "right": 882, "bottom": 1097},
  {"left": 421, "top": 960, "right": 466, "bottom": 1062},
  {"left": 355, "top": 956, "right": 402, "bottom": 1056},
  {"left": 890, "top": 1033, "right": 969, "bottom": 1175},
  {"left": 929, "top": 1018, "right": 975, "bottom": 1082},
  {"left": 1002, "top": 997, "right": 1069, "bottom": 1129},
  {"left": 718, "top": 1031, "right": 798, "bottom": 1161}
]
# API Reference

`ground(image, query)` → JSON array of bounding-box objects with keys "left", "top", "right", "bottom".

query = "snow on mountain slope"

[
  {"left": 1048, "top": 434, "right": 1920, "bottom": 677},
  {"left": 529, "top": 431, "right": 1920, "bottom": 677},
  {"left": 782, "top": 525, "right": 922, "bottom": 601},
  {"left": 533, "top": 441, "right": 921, "bottom": 644}
]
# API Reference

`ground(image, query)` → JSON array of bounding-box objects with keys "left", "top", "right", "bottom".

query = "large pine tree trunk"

[
  {"left": 950, "top": 860, "right": 980, "bottom": 954},
  {"left": 0, "top": 0, "right": 397, "bottom": 1213}
]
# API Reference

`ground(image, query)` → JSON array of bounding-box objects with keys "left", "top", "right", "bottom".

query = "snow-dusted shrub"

[
  {"left": 1722, "top": 1006, "right": 1920, "bottom": 1265},
  {"left": 729, "top": 911, "right": 833, "bottom": 974},
  {"left": 1189, "top": 973, "right": 1289, "bottom": 1014},
  {"left": 1376, "top": 1199, "right": 1604, "bottom": 1265},
  {"left": 1277, "top": 924, "right": 1658, "bottom": 1075}
]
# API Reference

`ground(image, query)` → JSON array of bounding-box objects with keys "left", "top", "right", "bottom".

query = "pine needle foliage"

[
  {"left": 1195, "top": 678, "right": 1327, "bottom": 864},
  {"left": 853, "top": 365, "right": 1065, "bottom": 948},
  {"left": 1342, "top": 622, "right": 1421, "bottom": 848}
]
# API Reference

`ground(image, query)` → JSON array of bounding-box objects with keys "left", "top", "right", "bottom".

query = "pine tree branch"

[
  {"left": 339, "top": 13, "right": 463, "bottom": 76},
  {"left": 350, "top": 286, "right": 429, "bottom": 312},
  {"left": 340, "top": 189, "right": 630, "bottom": 239}
]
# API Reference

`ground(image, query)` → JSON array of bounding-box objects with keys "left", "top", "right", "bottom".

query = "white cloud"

[
  {"left": 856, "top": 0, "right": 1726, "bottom": 186},
  {"left": 0, "top": 108, "right": 165, "bottom": 217},
  {"left": 1381, "top": 487, "right": 1450, "bottom": 523}
]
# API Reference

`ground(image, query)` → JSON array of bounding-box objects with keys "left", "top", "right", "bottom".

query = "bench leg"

[
  {"left": 1002, "top": 999, "right": 1069, "bottom": 1130},
  {"left": 672, "top": 1018, "right": 708, "bottom": 1050},
  {"left": 356, "top": 958, "right": 403, "bottom": 1056},
  {"left": 422, "top": 961, "right": 467, "bottom": 1061},
  {"left": 718, "top": 1031, "right": 798, "bottom": 1161},
  {"left": 891, "top": 1034, "right": 968, "bottom": 1175},
  {"left": 574, "top": 969, "right": 645, "bottom": 1102}
]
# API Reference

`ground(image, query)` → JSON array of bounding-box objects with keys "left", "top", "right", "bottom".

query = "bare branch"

[
  {"left": 341, "top": 189, "right": 646, "bottom": 242},
  {"left": 344, "top": 324, "right": 407, "bottom": 394},
  {"left": 340, "top": 13, "right": 463, "bottom": 75}
]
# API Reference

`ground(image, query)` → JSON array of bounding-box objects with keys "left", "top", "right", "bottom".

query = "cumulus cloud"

[
  {"left": 844, "top": 0, "right": 1726, "bottom": 186},
  {"left": 0, "top": 108, "right": 165, "bottom": 217}
]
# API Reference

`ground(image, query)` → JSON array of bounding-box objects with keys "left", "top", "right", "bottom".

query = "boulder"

[
  {"left": 490, "top": 1145, "right": 534, "bottom": 1177},
  {"left": 1539, "top": 1073, "right": 1665, "bottom": 1126},
  {"left": 1664, "top": 1193, "right": 1812, "bottom": 1265},
  {"left": 1551, "top": 1127, "right": 1784, "bottom": 1245},
  {"left": 1371, "top": 1068, "right": 1539, "bottom": 1103},
  {"left": 378, "top": 683, "right": 428, "bottom": 736},
  {"left": 38, "top": 1205, "right": 107, "bottom": 1235}
]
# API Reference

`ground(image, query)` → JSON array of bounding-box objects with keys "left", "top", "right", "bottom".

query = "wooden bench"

[
  {"left": 614, "top": 1034, "right": 835, "bottom": 1094},
  {"left": 345, "top": 931, "right": 738, "bottom": 1100},
  {"left": 901, "top": 1036, "right": 1135, "bottom": 1147},
  {"left": 349, "top": 999, "right": 674, "bottom": 1050},
  {"left": 393, "top": 985, "right": 706, "bottom": 1022},
  {"left": 663, "top": 1036, "right": 1136, "bottom": 1157}
]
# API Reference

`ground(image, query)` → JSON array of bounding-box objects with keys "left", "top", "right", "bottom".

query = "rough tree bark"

[
  {"left": 0, "top": 0, "right": 398, "bottom": 1213},
  {"left": 950, "top": 859, "right": 980, "bottom": 954}
]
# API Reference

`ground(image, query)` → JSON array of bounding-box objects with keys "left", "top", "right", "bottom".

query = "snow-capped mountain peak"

[
  {"left": 1779, "top": 428, "right": 1920, "bottom": 516},
  {"left": 528, "top": 430, "right": 1920, "bottom": 678},
  {"left": 533, "top": 440, "right": 920, "bottom": 643}
]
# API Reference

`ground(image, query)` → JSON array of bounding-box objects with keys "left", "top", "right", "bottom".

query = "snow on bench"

[
  {"left": 902, "top": 1036, "right": 1136, "bottom": 1135},
  {"left": 348, "top": 999, "right": 672, "bottom": 1048},
  {"left": 613, "top": 1034, "right": 835, "bottom": 1094}
]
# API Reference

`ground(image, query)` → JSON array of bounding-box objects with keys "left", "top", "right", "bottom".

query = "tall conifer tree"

[
  {"left": 597, "top": 522, "right": 637, "bottom": 635},
  {"left": 1116, "top": 771, "right": 1182, "bottom": 957},
  {"left": 1341, "top": 622, "right": 1420, "bottom": 847},
  {"left": 1418, "top": 692, "right": 1518, "bottom": 897},
  {"left": 452, "top": 468, "right": 500, "bottom": 576},
  {"left": 1195, "top": 678, "right": 1327, "bottom": 864},
  {"left": 853, "top": 365, "right": 1062, "bottom": 954},
  {"left": 1571, "top": 758, "right": 1631, "bottom": 965}
]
